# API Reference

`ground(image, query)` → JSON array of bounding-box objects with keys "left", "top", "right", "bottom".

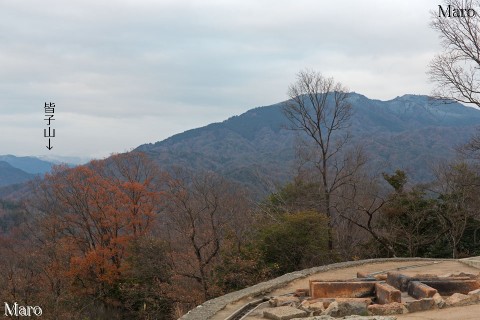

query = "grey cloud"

[{"left": 0, "top": 0, "right": 444, "bottom": 157}]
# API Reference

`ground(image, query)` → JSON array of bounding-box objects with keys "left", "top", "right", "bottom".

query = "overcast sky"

[{"left": 0, "top": 0, "right": 443, "bottom": 160}]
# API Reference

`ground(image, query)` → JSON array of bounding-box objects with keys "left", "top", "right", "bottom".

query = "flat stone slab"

[
  {"left": 408, "top": 281, "right": 438, "bottom": 299},
  {"left": 387, "top": 272, "right": 411, "bottom": 291},
  {"left": 385, "top": 272, "right": 474, "bottom": 294},
  {"left": 310, "top": 281, "right": 375, "bottom": 298},
  {"left": 263, "top": 306, "right": 308, "bottom": 320},
  {"left": 421, "top": 280, "right": 480, "bottom": 295},
  {"left": 375, "top": 282, "right": 401, "bottom": 304},
  {"left": 368, "top": 302, "right": 406, "bottom": 315}
]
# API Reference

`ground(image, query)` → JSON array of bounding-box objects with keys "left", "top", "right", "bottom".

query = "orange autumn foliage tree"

[{"left": 31, "top": 152, "right": 164, "bottom": 306}]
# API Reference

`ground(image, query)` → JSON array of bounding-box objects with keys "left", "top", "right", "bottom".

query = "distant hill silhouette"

[
  {"left": 136, "top": 93, "right": 480, "bottom": 194},
  {"left": 0, "top": 155, "right": 59, "bottom": 193},
  {"left": 0, "top": 155, "right": 55, "bottom": 174},
  {"left": 0, "top": 161, "right": 34, "bottom": 187}
]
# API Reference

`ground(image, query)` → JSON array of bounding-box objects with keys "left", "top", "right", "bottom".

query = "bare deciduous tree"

[
  {"left": 430, "top": 1, "right": 480, "bottom": 168},
  {"left": 335, "top": 175, "right": 395, "bottom": 257},
  {"left": 429, "top": 0, "right": 480, "bottom": 106},
  {"left": 163, "top": 169, "right": 250, "bottom": 301},
  {"left": 283, "top": 70, "right": 358, "bottom": 249},
  {"left": 458, "top": 127, "right": 480, "bottom": 160},
  {"left": 433, "top": 161, "right": 480, "bottom": 258}
]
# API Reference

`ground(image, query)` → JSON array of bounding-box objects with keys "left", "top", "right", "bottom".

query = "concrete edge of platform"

[
  {"left": 179, "top": 257, "right": 454, "bottom": 320},
  {"left": 459, "top": 256, "right": 480, "bottom": 269}
]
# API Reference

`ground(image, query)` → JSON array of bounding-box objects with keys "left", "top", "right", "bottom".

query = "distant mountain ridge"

[
  {"left": 0, "top": 161, "right": 34, "bottom": 187},
  {"left": 0, "top": 155, "right": 61, "bottom": 190},
  {"left": 136, "top": 93, "right": 480, "bottom": 194},
  {"left": 0, "top": 155, "right": 55, "bottom": 174},
  {"left": 138, "top": 100, "right": 293, "bottom": 192}
]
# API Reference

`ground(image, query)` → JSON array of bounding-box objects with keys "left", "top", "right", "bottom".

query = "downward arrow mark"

[{"left": 46, "top": 138, "right": 53, "bottom": 150}]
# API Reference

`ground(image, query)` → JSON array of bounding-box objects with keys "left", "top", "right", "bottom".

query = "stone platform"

[{"left": 180, "top": 258, "right": 480, "bottom": 320}]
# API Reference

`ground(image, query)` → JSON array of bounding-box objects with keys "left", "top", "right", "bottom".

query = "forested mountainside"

[{"left": 137, "top": 93, "right": 480, "bottom": 193}]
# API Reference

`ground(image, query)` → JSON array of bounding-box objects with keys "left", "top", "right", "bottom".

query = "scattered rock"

[
  {"left": 301, "top": 298, "right": 335, "bottom": 309},
  {"left": 445, "top": 292, "right": 478, "bottom": 307},
  {"left": 263, "top": 306, "right": 308, "bottom": 320},
  {"left": 270, "top": 295, "right": 301, "bottom": 307},
  {"left": 432, "top": 293, "right": 445, "bottom": 308},
  {"left": 295, "top": 288, "right": 310, "bottom": 297},
  {"left": 468, "top": 288, "right": 480, "bottom": 298},
  {"left": 300, "top": 300, "right": 325, "bottom": 315},
  {"left": 322, "top": 299, "right": 369, "bottom": 317},
  {"left": 322, "top": 301, "right": 339, "bottom": 317},
  {"left": 404, "top": 298, "right": 435, "bottom": 313}
]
